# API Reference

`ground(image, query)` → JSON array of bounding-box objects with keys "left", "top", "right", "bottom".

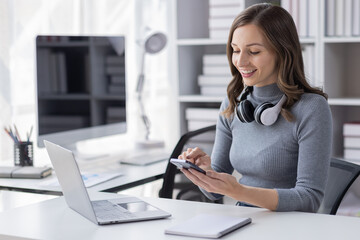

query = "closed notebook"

[
  {"left": 0, "top": 166, "right": 52, "bottom": 179},
  {"left": 165, "top": 214, "right": 251, "bottom": 239}
]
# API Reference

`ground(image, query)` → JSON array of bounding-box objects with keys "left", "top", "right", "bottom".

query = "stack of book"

[
  {"left": 185, "top": 107, "right": 219, "bottom": 155},
  {"left": 37, "top": 49, "right": 68, "bottom": 94},
  {"left": 208, "top": 0, "right": 247, "bottom": 39},
  {"left": 198, "top": 54, "right": 231, "bottom": 96},
  {"left": 281, "top": 0, "right": 318, "bottom": 38},
  {"left": 343, "top": 122, "right": 360, "bottom": 161},
  {"left": 325, "top": 0, "right": 360, "bottom": 37},
  {"left": 105, "top": 55, "right": 126, "bottom": 95}
]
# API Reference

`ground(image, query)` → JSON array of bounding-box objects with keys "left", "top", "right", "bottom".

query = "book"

[
  {"left": 343, "top": 122, "right": 360, "bottom": 137},
  {"left": 308, "top": 0, "right": 318, "bottom": 37},
  {"left": 188, "top": 120, "right": 217, "bottom": 131},
  {"left": 198, "top": 75, "right": 231, "bottom": 86},
  {"left": 200, "top": 86, "right": 227, "bottom": 96},
  {"left": 186, "top": 108, "right": 219, "bottom": 121},
  {"left": 299, "top": 0, "right": 308, "bottom": 37},
  {"left": 292, "top": 0, "right": 300, "bottom": 35},
  {"left": 57, "top": 52, "right": 68, "bottom": 94},
  {"left": 209, "top": 0, "right": 244, "bottom": 7},
  {"left": 353, "top": 0, "right": 360, "bottom": 36},
  {"left": 326, "top": 0, "right": 336, "bottom": 36},
  {"left": 344, "top": 149, "right": 360, "bottom": 161},
  {"left": 208, "top": 18, "right": 234, "bottom": 29},
  {"left": 209, "top": 6, "right": 242, "bottom": 18},
  {"left": 105, "top": 55, "right": 125, "bottom": 65},
  {"left": 344, "top": 137, "right": 360, "bottom": 148},
  {"left": 344, "top": 0, "right": 352, "bottom": 37},
  {"left": 209, "top": 29, "right": 230, "bottom": 39},
  {"left": 203, "top": 54, "right": 228, "bottom": 65},
  {"left": 203, "top": 66, "right": 230, "bottom": 75},
  {"left": 0, "top": 166, "right": 52, "bottom": 179},
  {"left": 335, "top": 0, "right": 344, "bottom": 36},
  {"left": 281, "top": 0, "right": 292, "bottom": 14},
  {"left": 165, "top": 214, "right": 252, "bottom": 238}
]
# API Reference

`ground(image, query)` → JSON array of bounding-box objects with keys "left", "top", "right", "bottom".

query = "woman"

[{"left": 179, "top": 3, "right": 332, "bottom": 212}]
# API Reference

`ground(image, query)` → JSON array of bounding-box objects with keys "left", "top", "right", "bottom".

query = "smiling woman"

[
  {"left": 231, "top": 24, "right": 278, "bottom": 88},
  {"left": 179, "top": 3, "right": 333, "bottom": 213}
]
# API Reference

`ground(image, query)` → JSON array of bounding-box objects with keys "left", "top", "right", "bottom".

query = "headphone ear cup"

[
  {"left": 254, "top": 102, "right": 274, "bottom": 125},
  {"left": 239, "top": 100, "right": 255, "bottom": 123}
]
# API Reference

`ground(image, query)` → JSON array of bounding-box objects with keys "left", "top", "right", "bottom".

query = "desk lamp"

[{"left": 135, "top": 32, "right": 167, "bottom": 149}]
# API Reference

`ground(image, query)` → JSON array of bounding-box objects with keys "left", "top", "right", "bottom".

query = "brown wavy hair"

[{"left": 223, "top": 3, "right": 327, "bottom": 121}]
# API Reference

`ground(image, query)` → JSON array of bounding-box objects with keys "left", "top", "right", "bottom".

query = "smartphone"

[{"left": 170, "top": 158, "right": 206, "bottom": 174}]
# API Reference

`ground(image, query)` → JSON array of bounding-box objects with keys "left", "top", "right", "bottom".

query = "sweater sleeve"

[
  {"left": 199, "top": 98, "right": 234, "bottom": 200},
  {"left": 275, "top": 95, "right": 333, "bottom": 212}
]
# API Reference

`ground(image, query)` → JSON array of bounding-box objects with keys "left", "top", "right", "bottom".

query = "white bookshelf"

[{"left": 169, "top": 0, "right": 360, "bottom": 159}]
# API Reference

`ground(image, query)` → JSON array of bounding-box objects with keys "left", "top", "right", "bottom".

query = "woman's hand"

[
  {"left": 178, "top": 147, "right": 212, "bottom": 171},
  {"left": 181, "top": 168, "right": 241, "bottom": 199}
]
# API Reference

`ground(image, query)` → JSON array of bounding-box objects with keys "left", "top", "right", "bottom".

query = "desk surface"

[
  {"left": 0, "top": 153, "right": 168, "bottom": 195},
  {"left": 0, "top": 192, "right": 359, "bottom": 240}
]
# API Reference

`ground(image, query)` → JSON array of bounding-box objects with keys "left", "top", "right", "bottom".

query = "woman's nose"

[{"left": 235, "top": 52, "right": 249, "bottom": 67}]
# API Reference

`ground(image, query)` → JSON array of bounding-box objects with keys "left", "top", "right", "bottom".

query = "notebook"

[
  {"left": 165, "top": 214, "right": 251, "bottom": 238},
  {"left": 44, "top": 140, "right": 171, "bottom": 225},
  {"left": 0, "top": 166, "right": 52, "bottom": 179}
]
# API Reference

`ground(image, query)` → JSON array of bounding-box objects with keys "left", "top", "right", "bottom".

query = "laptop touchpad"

[{"left": 118, "top": 202, "right": 158, "bottom": 213}]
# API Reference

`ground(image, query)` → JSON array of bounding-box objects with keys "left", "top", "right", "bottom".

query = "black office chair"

[
  {"left": 317, "top": 157, "right": 360, "bottom": 215},
  {"left": 159, "top": 125, "right": 220, "bottom": 203}
]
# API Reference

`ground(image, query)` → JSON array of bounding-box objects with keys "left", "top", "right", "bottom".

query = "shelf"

[
  {"left": 177, "top": 38, "right": 227, "bottom": 46},
  {"left": 323, "top": 37, "right": 360, "bottom": 43},
  {"left": 328, "top": 98, "right": 360, "bottom": 106},
  {"left": 94, "top": 95, "right": 126, "bottom": 100},
  {"left": 299, "top": 37, "right": 317, "bottom": 44},
  {"left": 37, "top": 42, "right": 89, "bottom": 47},
  {"left": 179, "top": 95, "right": 224, "bottom": 103},
  {"left": 38, "top": 94, "right": 90, "bottom": 100}
]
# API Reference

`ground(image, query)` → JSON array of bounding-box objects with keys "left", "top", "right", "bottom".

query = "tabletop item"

[
  {"left": 44, "top": 140, "right": 171, "bottom": 225},
  {"left": 165, "top": 214, "right": 252, "bottom": 238}
]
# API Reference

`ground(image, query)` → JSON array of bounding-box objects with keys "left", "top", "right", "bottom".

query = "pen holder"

[{"left": 14, "top": 142, "right": 33, "bottom": 166}]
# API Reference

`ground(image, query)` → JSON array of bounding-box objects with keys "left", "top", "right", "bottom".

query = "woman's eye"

[
  {"left": 233, "top": 50, "right": 240, "bottom": 53},
  {"left": 250, "top": 51, "right": 260, "bottom": 55}
]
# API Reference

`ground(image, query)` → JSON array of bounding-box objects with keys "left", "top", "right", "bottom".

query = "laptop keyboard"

[{"left": 92, "top": 200, "right": 133, "bottom": 221}]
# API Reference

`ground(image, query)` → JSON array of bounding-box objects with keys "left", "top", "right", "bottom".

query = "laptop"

[{"left": 44, "top": 140, "right": 171, "bottom": 225}]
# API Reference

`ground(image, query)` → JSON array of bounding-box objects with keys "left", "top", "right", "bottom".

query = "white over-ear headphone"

[{"left": 234, "top": 86, "right": 287, "bottom": 126}]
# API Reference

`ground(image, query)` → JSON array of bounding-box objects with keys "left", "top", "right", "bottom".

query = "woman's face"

[{"left": 231, "top": 24, "right": 278, "bottom": 87}]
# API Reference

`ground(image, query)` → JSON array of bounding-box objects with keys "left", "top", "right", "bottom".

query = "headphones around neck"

[{"left": 234, "top": 86, "right": 287, "bottom": 126}]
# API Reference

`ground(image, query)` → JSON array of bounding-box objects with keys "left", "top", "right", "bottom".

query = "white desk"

[
  {"left": 0, "top": 192, "right": 359, "bottom": 240},
  {"left": 0, "top": 154, "right": 168, "bottom": 195}
]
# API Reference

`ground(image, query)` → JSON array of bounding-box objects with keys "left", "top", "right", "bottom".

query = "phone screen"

[{"left": 170, "top": 158, "right": 206, "bottom": 174}]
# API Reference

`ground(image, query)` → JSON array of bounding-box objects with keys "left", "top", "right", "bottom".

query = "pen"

[
  {"left": 4, "top": 127, "right": 16, "bottom": 143},
  {"left": 27, "top": 126, "right": 33, "bottom": 143},
  {"left": 14, "top": 124, "right": 22, "bottom": 143},
  {"left": 8, "top": 127, "right": 18, "bottom": 143}
]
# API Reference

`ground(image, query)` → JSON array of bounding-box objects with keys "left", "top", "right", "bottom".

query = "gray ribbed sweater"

[{"left": 204, "top": 83, "right": 332, "bottom": 212}]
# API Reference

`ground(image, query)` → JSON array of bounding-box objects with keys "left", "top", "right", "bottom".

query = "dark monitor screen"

[{"left": 35, "top": 35, "right": 126, "bottom": 152}]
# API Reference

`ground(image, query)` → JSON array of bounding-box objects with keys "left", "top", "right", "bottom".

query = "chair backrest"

[
  {"left": 317, "top": 157, "right": 360, "bottom": 215},
  {"left": 159, "top": 125, "right": 216, "bottom": 199}
]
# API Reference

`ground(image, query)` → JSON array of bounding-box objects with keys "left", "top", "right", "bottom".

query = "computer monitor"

[{"left": 35, "top": 35, "right": 127, "bottom": 158}]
